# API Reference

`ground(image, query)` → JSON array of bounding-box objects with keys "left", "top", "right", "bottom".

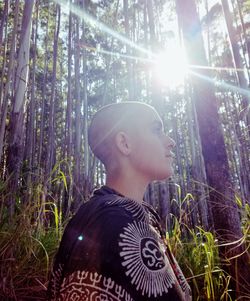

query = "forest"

[{"left": 0, "top": 0, "right": 249, "bottom": 300}]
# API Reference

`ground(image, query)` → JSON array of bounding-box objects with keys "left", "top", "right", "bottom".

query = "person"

[{"left": 47, "top": 102, "right": 192, "bottom": 301}]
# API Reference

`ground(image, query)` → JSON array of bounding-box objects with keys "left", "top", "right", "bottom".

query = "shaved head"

[{"left": 88, "top": 102, "right": 156, "bottom": 167}]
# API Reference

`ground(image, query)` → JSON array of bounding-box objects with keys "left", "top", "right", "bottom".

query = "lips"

[{"left": 165, "top": 152, "right": 175, "bottom": 158}]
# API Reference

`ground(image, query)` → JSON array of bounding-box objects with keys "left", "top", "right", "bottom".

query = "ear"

[{"left": 115, "top": 131, "right": 131, "bottom": 156}]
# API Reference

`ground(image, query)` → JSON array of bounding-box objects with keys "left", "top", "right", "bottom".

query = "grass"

[
  {"left": 0, "top": 179, "right": 249, "bottom": 300},
  {"left": 0, "top": 201, "right": 60, "bottom": 300}
]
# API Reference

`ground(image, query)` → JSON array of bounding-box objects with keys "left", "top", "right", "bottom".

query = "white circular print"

[{"left": 119, "top": 221, "right": 175, "bottom": 298}]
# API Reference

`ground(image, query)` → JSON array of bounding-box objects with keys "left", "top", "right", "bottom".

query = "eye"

[{"left": 153, "top": 126, "right": 164, "bottom": 135}]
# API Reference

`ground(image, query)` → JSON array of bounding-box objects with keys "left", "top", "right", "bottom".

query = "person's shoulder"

[{"left": 72, "top": 194, "right": 134, "bottom": 224}]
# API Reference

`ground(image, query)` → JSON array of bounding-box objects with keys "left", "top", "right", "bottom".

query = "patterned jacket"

[{"left": 47, "top": 186, "right": 192, "bottom": 300}]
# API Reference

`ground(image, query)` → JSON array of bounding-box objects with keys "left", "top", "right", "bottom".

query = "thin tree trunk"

[
  {"left": 45, "top": 4, "right": 60, "bottom": 185},
  {"left": 26, "top": 2, "right": 38, "bottom": 195},
  {"left": 73, "top": 7, "right": 82, "bottom": 206},
  {"left": 37, "top": 16, "right": 49, "bottom": 172},
  {"left": 0, "top": 0, "right": 9, "bottom": 110},
  {"left": 7, "top": 0, "right": 34, "bottom": 216},
  {"left": 0, "top": 0, "right": 8, "bottom": 51},
  {"left": 0, "top": 0, "right": 19, "bottom": 162},
  {"left": 65, "top": 3, "right": 73, "bottom": 217},
  {"left": 123, "top": 0, "right": 134, "bottom": 101},
  {"left": 82, "top": 0, "right": 89, "bottom": 198}
]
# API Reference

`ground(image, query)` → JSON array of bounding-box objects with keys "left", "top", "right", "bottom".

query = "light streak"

[
  {"left": 53, "top": 0, "right": 153, "bottom": 57},
  {"left": 189, "top": 64, "right": 248, "bottom": 73},
  {"left": 190, "top": 70, "right": 250, "bottom": 99},
  {"left": 79, "top": 43, "right": 152, "bottom": 63}
]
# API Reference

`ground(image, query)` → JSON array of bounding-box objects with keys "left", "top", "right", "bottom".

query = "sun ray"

[
  {"left": 52, "top": 0, "right": 152, "bottom": 57},
  {"left": 189, "top": 70, "right": 250, "bottom": 100},
  {"left": 189, "top": 65, "right": 247, "bottom": 73}
]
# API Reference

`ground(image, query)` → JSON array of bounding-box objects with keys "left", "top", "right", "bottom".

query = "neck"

[{"left": 106, "top": 169, "right": 149, "bottom": 203}]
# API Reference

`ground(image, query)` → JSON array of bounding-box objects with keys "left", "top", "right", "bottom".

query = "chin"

[
  {"left": 160, "top": 170, "right": 174, "bottom": 180},
  {"left": 153, "top": 172, "right": 173, "bottom": 181}
]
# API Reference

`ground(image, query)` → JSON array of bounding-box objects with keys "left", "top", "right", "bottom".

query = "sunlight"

[{"left": 153, "top": 45, "right": 188, "bottom": 88}]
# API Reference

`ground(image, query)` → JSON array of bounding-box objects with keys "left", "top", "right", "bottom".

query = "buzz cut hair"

[{"left": 88, "top": 101, "right": 154, "bottom": 167}]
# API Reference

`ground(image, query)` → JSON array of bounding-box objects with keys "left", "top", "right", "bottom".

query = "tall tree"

[
  {"left": 123, "top": 0, "right": 134, "bottom": 100},
  {"left": 65, "top": 1, "right": 73, "bottom": 215},
  {"left": 175, "top": 0, "right": 250, "bottom": 297},
  {"left": 82, "top": 0, "right": 89, "bottom": 197},
  {"left": 25, "top": 1, "right": 39, "bottom": 194},
  {"left": 6, "top": 0, "right": 34, "bottom": 215},
  {"left": 45, "top": 4, "right": 61, "bottom": 185},
  {"left": 0, "top": 0, "right": 19, "bottom": 162},
  {"left": 73, "top": 3, "right": 82, "bottom": 206}
]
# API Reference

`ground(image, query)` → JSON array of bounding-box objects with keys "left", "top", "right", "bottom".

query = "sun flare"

[{"left": 153, "top": 45, "right": 188, "bottom": 88}]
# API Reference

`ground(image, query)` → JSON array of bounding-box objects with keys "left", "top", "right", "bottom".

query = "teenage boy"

[{"left": 48, "top": 102, "right": 192, "bottom": 300}]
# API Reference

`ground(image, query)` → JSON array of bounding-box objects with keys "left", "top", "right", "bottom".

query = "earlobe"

[{"left": 115, "top": 132, "right": 131, "bottom": 155}]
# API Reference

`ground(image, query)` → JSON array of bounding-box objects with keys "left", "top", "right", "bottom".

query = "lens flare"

[{"left": 153, "top": 45, "right": 188, "bottom": 88}]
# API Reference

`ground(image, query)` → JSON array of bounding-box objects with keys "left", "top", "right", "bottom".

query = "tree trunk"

[
  {"left": 6, "top": 0, "right": 34, "bottom": 217},
  {"left": 123, "top": 0, "right": 134, "bottom": 101},
  {"left": 45, "top": 4, "right": 60, "bottom": 184},
  {"left": 176, "top": 0, "right": 250, "bottom": 297},
  {"left": 0, "top": 0, "right": 19, "bottom": 162},
  {"left": 0, "top": 0, "right": 9, "bottom": 111},
  {"left": 73, "top": 7, "right": 82, "bottom": 206},
  {"left": 37, "top": 15, "right": 49, "bottom": 173},
  {"left": 25, "top": 2, "right": 38, "bottom": 195},
  {"left": 82, "top": 0, "right": 89, "bottom": 199},
  {"left": 65, "top": 3, "right": 73, "bottom": 217},
  {"left": 0, "top": 0, "right": 8, "bottom": 52}
]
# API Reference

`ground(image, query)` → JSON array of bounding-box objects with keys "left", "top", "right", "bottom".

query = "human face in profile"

[{"left": 129, "top": 107, "right": 175, "bottom": 182}]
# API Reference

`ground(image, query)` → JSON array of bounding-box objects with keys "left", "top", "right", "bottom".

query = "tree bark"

[
  {"left": 65, "top": 2, "right": 73, "bottom": 217},
  {"left": 6, "top": 0, "right": 34, "bottom": 217},
  {"left": 25, "top": 2, "right": 38, "bottom": 194},
  {"left": 0, "top": 0, "right": 8, "bottom": 52},
  {"left": 73, "top": 5, "right": 82, "bottom": 206},
  {"left": 82, "top": 0, "right": 89, "bottom": 198},
  {"left": 45, "top": 4, "right": 61, "bottom": 183},
  {"left": 0, "top": 0, "right": 9, "bottom": 111},
  {"left": 123, "top": 0, "right": 134, "bottom": 101},
  {"left": 0, "top": 0, "right": 19, "bottom": 162}
]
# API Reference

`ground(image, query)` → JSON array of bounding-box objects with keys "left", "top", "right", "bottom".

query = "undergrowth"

[{"left": 0, "top": 179, "right": 249, "bottom": 300}]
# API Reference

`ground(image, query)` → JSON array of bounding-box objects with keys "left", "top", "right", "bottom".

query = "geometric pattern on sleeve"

[{"left": 57, "top": 270, "right": 134, "bottom": 301}]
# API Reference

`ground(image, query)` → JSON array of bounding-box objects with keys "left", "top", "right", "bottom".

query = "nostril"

[{"left": 166, "top": 136, "right": 175, "bottom": 148}]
